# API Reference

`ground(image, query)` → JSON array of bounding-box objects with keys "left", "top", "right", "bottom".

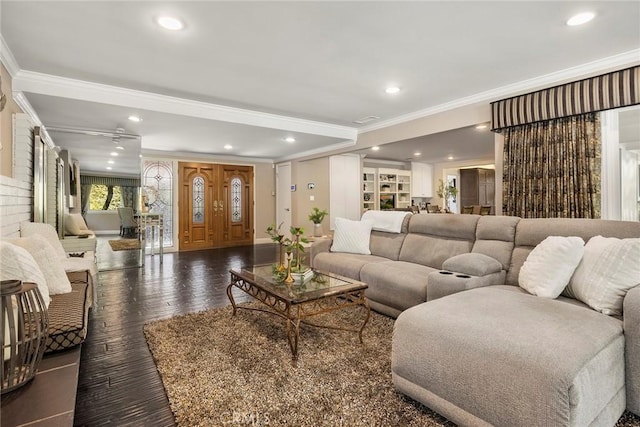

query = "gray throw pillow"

[{"left": 442, "top": 253, "right": 502, "bottom": 277}]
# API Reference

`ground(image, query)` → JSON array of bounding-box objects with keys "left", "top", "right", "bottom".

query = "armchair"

[{"left": 118, "top": 207, "right": 138, "bottom": 237}]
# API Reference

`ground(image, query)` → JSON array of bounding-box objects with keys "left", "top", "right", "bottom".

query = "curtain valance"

[
  {"left": 491, "top": 65, "right": 639, "bottom": 131},
  {"left": 81, "top": 175, "right": 140, "bottom": 187}
]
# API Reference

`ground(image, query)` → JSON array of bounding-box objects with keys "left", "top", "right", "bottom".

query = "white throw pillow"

[
  {"left": 10, "top": 235, "right": 72, "bottom": 295},
  {"left": 0, "top": 241, "right": 51, "bottom": 307},
  {"left": 566, "top": 236, "right": 640, "bottom": 316},
  {"left": 330, "top": 218, "right": 374, "bottom": 255},
  {"left": 65, "top": 213, "right": 92, "bottom": 236},
  {"left": 20, "top": 221, "right": 67, "bottom": 261},
  {"left": 71, "top": 213, "right": 89, "bottom": 230},
  {"left": 519, "top": 236, "right": 585, "bottom": 298}
]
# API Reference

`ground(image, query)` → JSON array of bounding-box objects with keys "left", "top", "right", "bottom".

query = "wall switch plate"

[{"left": 310, "top": 195, "right": 315, "bottom": 201}]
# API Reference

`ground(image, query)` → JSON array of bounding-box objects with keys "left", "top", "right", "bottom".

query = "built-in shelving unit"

[
  {"left": 362, "top": 167, "right": 411, "bottom": 211},
  {"left": 362, "top": 167, "right": 376, "bottom": 211}
]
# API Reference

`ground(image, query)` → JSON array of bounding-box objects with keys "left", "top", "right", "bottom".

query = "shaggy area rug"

[
  {"left": 144, "top": 304, "right": 640, "bottom": 427},
  {"left": 108, "top": 239, "right": 140, "bottom": 251}
]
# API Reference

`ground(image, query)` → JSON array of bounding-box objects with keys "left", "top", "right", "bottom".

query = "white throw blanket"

[{"left": 361, "top": 210, "right": 409, "bottom": 233}]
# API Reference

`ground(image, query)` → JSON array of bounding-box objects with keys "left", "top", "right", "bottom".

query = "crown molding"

[
  {"left": 0, "top": 35, "right": 20, "bottom": 77},
  {"left": 274, "top": 139, "right": 356, "bottom": 162},
  {"left": 358, "top": 49, "right": 640, "bottom": 134},
  {"left": 13, "top": 91, "right": 43, "bottom": 126},
  {"left": 144, "top": 137, "right": 357, "bottom": 164},
  {"left": 141, "top": 149, "right": 274, "bottom": 165},
  {"left": 12, "top": 70, "right": 357, "bottom": 141},
  {"left": 363, "top": 158, "right": 409, "bottom": 167}
]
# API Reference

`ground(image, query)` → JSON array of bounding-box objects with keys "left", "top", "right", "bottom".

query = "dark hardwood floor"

[
  {"left": 75, "top": 242, "right": 640, "bottom": 427},
  {"left": 74, "top": 244, "right": 278, "bottom": 426}
]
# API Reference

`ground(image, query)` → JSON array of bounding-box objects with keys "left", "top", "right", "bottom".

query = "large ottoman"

[{"left": 392, "top": 286, "right": 625, "bottom": 426}]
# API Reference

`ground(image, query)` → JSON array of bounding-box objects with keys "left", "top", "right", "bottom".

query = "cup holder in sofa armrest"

[{"left": 438, "top": 271, "right": 471, "bottom": 278}]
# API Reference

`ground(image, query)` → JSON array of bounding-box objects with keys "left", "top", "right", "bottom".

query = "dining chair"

[
  {"left": 462, "top": 206, "right": 474, "bottom": 214},
  {"left": 479, "top": 205, "right": 492, "bottom": 215}
]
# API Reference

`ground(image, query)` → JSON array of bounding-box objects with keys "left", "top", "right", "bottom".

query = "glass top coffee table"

[{"left": 227, "top": 264, "right": 370, "bottom": 360}]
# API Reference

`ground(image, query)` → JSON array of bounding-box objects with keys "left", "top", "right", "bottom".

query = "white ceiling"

[
  {"left": 1, "top": 1, "right": 639, "bottom": 173},
  {"left": 354, "top": 124, "right": 495, "bottom": 164}
]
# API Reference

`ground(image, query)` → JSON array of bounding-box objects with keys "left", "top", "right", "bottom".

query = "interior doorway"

[
  {"left": 275, "top": 162, "right": 292, "bottom": 234},
  {"left": 178, "top": 162, "right": 254, "bottom": 251},
  {"left": 601, "top": 106, "right": 640, "bottom": 221},
  {"left": 447, "top": 173, "right": 458, "bottom": 214}
]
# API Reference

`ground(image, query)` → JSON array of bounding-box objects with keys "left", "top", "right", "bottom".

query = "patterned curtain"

[
  {"left": 503, "top": 113, "right": 601, "bottom": 218},
  {"left": 121, "top": 186, "right": 139, "bottom": 211}
]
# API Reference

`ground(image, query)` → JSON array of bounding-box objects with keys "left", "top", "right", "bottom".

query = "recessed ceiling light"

[
  {"left": 224, "top": 144, "right": 233, "bottom": 150},
  {"left": 475, "top": 124, "right": 488, "bottom": 130},
  {"left": 157, "top": 16, "right": 184, "bottom": 31},
  {"left": 106, "top": 167, "right": 112, "bottom": 170},
  {"left": 128, "top": 115, "right": 142, "bottom": 122},
  {"left": 414, "top": 152, "right": 422, "bottom": 156},
  {"left": 116, "top": 146, "right": 125, "bottom": 150},
  {"left": 567, "top": 12, "right": 595, "bottom": 26},
  {"left": 371, "top": 146, "right": 380, "bottom": 151},
  {"left": 447, "top": 156, "right": 454, "bottom": 160},
  {"left": 110, "top": 152, "right": 119, "bottom": 156},
  {"left": 385, "top": 86, "right": 401, "bottom": 94},
  {"left": 284, "top": 137, "right": 296, "bottom": 143},
  {"left": 108, "top": 160, "right": 115, "bottom": 164}
]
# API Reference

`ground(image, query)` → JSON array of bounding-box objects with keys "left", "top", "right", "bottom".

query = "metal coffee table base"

[{"left": 227, "top": 274, "right": 371, "bottom": 360}]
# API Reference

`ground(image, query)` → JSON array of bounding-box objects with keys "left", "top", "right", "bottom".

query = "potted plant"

[
  {"left": 436, "top": 179, "right": 458, "bottom": 213},
  {"left": 308, "top": 207, "right": 328, "bottom": 237}
]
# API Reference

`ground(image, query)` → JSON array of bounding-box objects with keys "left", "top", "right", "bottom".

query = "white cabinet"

[
  {"left": 330, "top": 154, "right": 362, "bottom": 228},
  {"left": 411, "top": 162, "right": 433, "bottom": 198}
]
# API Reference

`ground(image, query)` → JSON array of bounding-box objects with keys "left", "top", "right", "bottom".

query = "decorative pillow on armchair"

[
  {"left": 565, "top": 236, "right": 640, "bottom": 316},
  {"left": 518, "top": 236, "right": 585, "bottom": 298},
  {"left": 330, "top": 218, "right": 374, "bottom": 255},
  {"left": 65, "top": 213, "right": 93, "bottom": 236}
]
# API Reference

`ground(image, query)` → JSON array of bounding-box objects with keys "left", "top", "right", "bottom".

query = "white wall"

[{"left": 85, "top": 210, "right": 121, "bottom": 233}]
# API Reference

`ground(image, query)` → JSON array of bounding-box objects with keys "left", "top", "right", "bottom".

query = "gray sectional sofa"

[{"left": 310, "top": 213, "right": 640, "bottom": 427}]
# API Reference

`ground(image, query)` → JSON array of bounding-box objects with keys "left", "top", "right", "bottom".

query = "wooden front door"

[
  {"left": 179, "top": 163, "right": 218, "bottom": 250},
  {"left": 179, "top": 162, "right": 254, "bottom": 251},
  {"left": 221, "top": 165, "right": 254, "bottom": 247}
]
